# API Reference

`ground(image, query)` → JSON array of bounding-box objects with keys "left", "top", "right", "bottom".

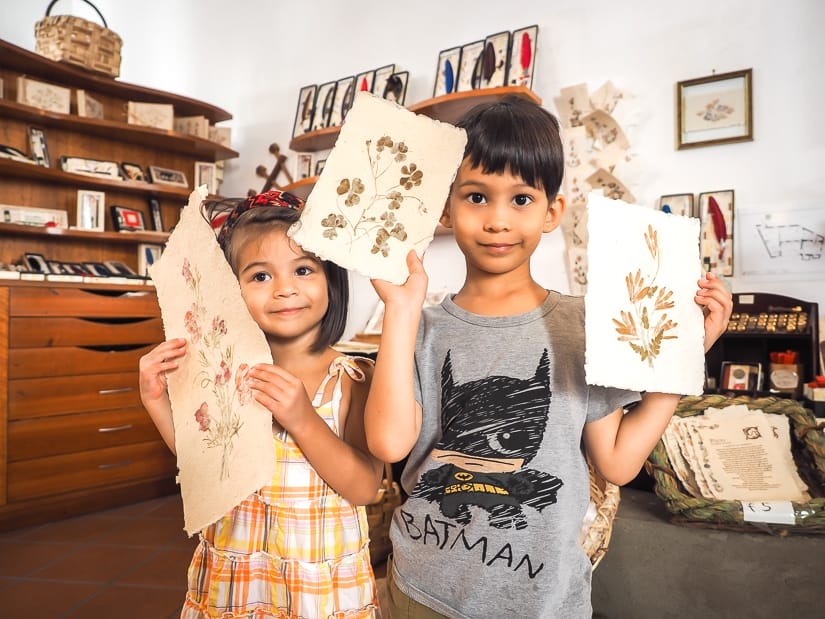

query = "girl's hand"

[
  {"left": 138, "top": 338, "right": 187, "bottom": 401},
  {"left": 695, "top": 272, "right": 733, "bottom": 352},
  {"left": 370, "top": 249, "right": 428, "bottom": 309},
  {"left": 248, "top": 364, "right": 315, "bottom": 433}
]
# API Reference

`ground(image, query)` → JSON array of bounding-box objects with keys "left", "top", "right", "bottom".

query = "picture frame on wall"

[
  {"left": 479, "top": 31, "right": 511, "bottom": 89},
  {"left": 194, "top": 161, "right": 217, "bottom": 194},
  {"left": 658, "top": 193, "right": 694, "bottom": 217},
  {"left": 698, "top": 189, "right": 734, "bottom": 276},
  {"left": 329, "top": 76, "right": 355, "bottom": 126},
  {"left": 110, "top": 205, "right": 146, "bottom": 232},
  {"left": 354, "top": 69, "right": 376, "bottom": 95},
  {"left": 383, "top": 71, "right": 409, "bottom": 105},
  {"left": 433, "top": 45, "right": 462, "bottom": 97},
  {"left": 148, "top": 197, "right": 164, "bottom": 231},
  {"left": 311, "top": 81, "right": 337, "bottom": 131},
  {"left": 148, "top": 165, "right": 188, "bottom": 188},
  {"left": 372, "top": 64, "right": 396, "bottom": 98},
  {"left": 27, "top": 126, "right": 50, "bottom": 167},
  {"left": 76, "top": 190, "right": 106, "bottom": 231},
  {"left": 677, "top": 68, "right": 753, "bottom": 149},
  {"left": 507, "top": 25, "right": 538, "bottom": 88},
  {"left": 292, "top": 84, "right": 317, "bottom": 139},
  {"left": 456, "top": 40, "right": 485, "bottom": 92}
]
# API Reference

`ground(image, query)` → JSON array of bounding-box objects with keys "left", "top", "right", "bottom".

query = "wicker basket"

[
  {"left": 366, "top": 463, "right": 402, "bottom": 565},
  {"left": 581, "top": 462, "right": 621, "bottom": 569},
  {"left": 646, "top": 394, "right": 825, "bottom": 535},
  {"left": 34, "top": 0, "right": 122, "bottom": 78}
]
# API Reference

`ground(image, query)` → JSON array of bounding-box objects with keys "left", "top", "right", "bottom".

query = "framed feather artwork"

[
  {"left": 291, "top": 84, "right": 317, "bottom": 139},
  {"left": 329, "top": 76, "right": 355, "bottom": 127},
  {"left": 383, "top": 71, "right": 409, "bottom": 105},
  {"left": 354, "top": 69, "right": 376, "bottom": 95},
  {"left": 698, "top": 189, "right": 734, "bottom": 276},
  {"left": 507, "top": 25, "right": 538, "bottom": 88},
  {"left": 372, "top": 64, "right": 396, "bottom": 98},
  {"left": 433, "top": 45, "right": 461, "bottom": 97},
  {"left": 658, "top": 193, "right": 695, "bottom": 218},
  {"left": 479, "top": 31, "right": 511, "bottom": 89},
  {"left": 311, "top": 81, "right": 337, "bottom": 132},
  {"left": 456, "top": 40, "right": 484, "bottom": 92}
]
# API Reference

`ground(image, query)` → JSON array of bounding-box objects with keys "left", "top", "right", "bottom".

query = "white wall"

[{"left": 3, "top": 1, "right": 823, "bottom": 343}]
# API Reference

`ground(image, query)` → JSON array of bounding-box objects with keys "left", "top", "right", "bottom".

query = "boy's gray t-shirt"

[{"left": 390, "top": 292, "right": 639, "bottom": 619}]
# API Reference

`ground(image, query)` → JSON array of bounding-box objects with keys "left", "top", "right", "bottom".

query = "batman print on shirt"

[{"left": 410, "top": 350, "right": 563, "bottom": 530}]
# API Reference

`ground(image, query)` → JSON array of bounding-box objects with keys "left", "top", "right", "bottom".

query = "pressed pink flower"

[
  {"left": 235, "top": 363, "right": 253, "bottom": 405},
  {"left": 194, "top": 402, "right": 210, "bottom": 431},
  {"left": 211, "top": 316, "right": 227, "bottom": 337},
  {"left": 216, "top": 359, "right": 231, "bottom": 385},
  {"left": 184, "top": 303, "right": 202, "bottom": 342},
  {"left": 182, "top": 259, "right": 194, "bottom": 287}
]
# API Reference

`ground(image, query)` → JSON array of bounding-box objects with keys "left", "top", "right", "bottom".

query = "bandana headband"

[{"left": 216, "top": 190, "right": 304, "bottom": 250}]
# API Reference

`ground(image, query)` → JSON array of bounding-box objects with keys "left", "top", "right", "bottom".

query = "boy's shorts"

[{"left": 385, "top": 556, "right": 449, "bottom": 619}]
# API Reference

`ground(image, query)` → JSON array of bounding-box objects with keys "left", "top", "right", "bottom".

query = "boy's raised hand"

[{"left": 694, "top": 272, "right": 734, "bottom": 352}]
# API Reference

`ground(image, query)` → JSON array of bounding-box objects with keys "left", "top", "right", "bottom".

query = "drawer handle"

[
  {"left": 98, "top": 460, "right": 133, "bottom": 470},
  {"left": 98, "top": 424, "right": 134, "bottom": 433},
  {"left": 98, "top": 387, "right": 134, "bottom": 395}
]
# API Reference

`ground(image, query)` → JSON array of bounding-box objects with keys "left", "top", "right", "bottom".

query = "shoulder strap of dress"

[{"left": 312, "top": 355, "right": 373, "bottom": 406}]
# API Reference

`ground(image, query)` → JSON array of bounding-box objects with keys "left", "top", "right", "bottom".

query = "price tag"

[{"left": 740, "top": 501, "right": 796, "bottom": 525}]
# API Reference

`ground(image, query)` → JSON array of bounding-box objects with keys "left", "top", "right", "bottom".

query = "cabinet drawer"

[
  {"left": 9, "top": 372, "right": 142, "bottom": 420},
  {"left": 7, "top": 441, "right": 177, "bottom": 502},
  {"left": 10, "top": 286, "right": 159, "bottom": 318},
  {"left": 10, "top": 316, "right": 164, "bottom": 348},
  {"left": 8, "top": 407, "right": 163, "bottom": 461},
  {"left": 9, "top": 344, "right": 154, "bottom": 379}
]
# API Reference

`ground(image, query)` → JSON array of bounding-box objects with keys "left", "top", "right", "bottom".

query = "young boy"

[{"left": 365, "top": 96, "right": 732, "bottom": 617}]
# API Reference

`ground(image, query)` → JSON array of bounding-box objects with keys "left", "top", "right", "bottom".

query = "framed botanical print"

[
  {"left": 658, "top": 193, "right": 694, "bottom": 217},
  {"left": 433, "top": 45, "right": 461, "bottom": 97},
  {"left": 456, "top": 40, "right": 484, "bottom": 92},
  {"left": 329, "top": 76, "right": 355, "bottom": 126},
  {"left": 311, "top": 81, "right": 337, "bottom": 131},
  {"left": 292, "top": 84, "right": 317, "bottom": 139},
  {"left": 479, "top": 31, "right": 511, "bottom": 89},
  {"left": 698, "top": 189, "right": 734, "bottom": 276},
  {"left": 677, "top": 69, "right": 753, "bottom": 149},
  {"left": 507, "top": 25, "right": 538, "bottom": 88}
]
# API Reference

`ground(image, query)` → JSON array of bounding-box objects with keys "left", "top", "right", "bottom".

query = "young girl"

[
  {"left": 365, "top": 96, "right": 733, "bottom": 617},
  {"left": 139, "top": 190, "right": 384, "bottom": 618}
]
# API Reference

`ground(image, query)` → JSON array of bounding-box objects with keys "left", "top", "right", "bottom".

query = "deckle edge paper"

[{"left": 149, "top": 186, "right": 276, "bottom": 535}]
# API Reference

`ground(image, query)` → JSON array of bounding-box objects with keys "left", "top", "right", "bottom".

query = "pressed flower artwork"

[
  {"left": 584, "top": 192, "right": 706, "bottom": 395},
  {"left": 149, "top": 187, "right": 275, "bottom": 535},
  {"left": 290, "top": 92, "right": 467, "bottom": 285}
]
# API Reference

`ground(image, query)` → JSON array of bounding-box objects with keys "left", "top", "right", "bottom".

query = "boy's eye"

[
  {"left": 468, "top": 192, "right": 486, "bottom": 205},
  {"left": 513, "top": 194, "right": 533, "bottom": 207}
]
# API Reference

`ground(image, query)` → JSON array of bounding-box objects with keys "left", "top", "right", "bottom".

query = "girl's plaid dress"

[{"left": 181, "top": 356, "right": 379, "bottom": 618}]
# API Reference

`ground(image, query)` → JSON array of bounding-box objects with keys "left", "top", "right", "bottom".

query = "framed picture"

[
  {"left": 76, "top": 190, "right": 105, "bottom": 231},
  {"left": 1, "top": 204, "right": 67, "bottom": 227},
  {"left": 127, "top": 101, "right": 174, "bottom": 130},
  {"left": 456, "top": 40, "right": 485, "bottom": 92},
  {"left": 76, "top": 90, "right": 104, "bottom": 119},
  {"left": 354, "top": 69, "right": 376, "bottom": 95},
  {"left": 507, "top": 25, "right": 538, "bottom": 88},
  {"left": 296, "top": 153, "right": 313, "bottom": 179},
  {"left": 480, "top": 31, "right": 511, "bottom": 89},
  {"left": 0, "top": 144, "right": 35, "bottom": 164},
  {"left": 83, "top": 262, "right": 113, "bottom": 277},
  {"left": 16, "top": 76, "right": 70, "bottom": 114},
  {"left": 292, "top": 84, "right": 317, "bottom": 138},
  {"left": 61, "top": 156, "right": 120, "bottom": 179},
  {"left": 329, "top": 76, "right": 355, "bottom": 127},
  {"left": 372, "top": 64, "right": 396, "bottom": 98},
  {"left": 104, "top": 260, "right": 138, "bottom": 277},
  {"left": 120, "top": 161, "right": 146, "bottom": 182},
  {"left": 148, "top": 197, "right": 164, "bottom": 231},
  {"left": 148, "top": 165, "right": 188, "bottom": 188},
  {"left": 110, "top": 205, "right": 146, "bottom": 232},
  {"left": 24, "top": 252, "right": 50, "bottom": 273},
  {"left": 314, "top": 158, "right": 327, "bottom": 176},
  {"left": 658, "top": 193, "right": 694, "bottom": 217},
  {"left": 194, "top": 161, "right": 217, "bottom": 194},
  {"left": 677, "top": 68, "right": 753, "bottom": 149},
  {"left": 138, "top": 243, "right": 163, "bottom": 277},
  {"left": 698, "top": 189, "right": 734, "bottom": 276},
  {"left": 433, "top": 45, "right": 462, "bottom": 97},
  {"left": 311, "top": 81, "right": 338, "bottom": 131},
  {"left": 27, "top": 127, "right": 50, "bottom": 167},
  {"left": 720, "top": 361, "right": 762, "bottom": 393},
  {"left": 383, "top": 71, "right": 409, "bottom": 105}
]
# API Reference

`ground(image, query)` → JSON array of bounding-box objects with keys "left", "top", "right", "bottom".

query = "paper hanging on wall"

[
  {"left": 584, "top": 192, "right": 705, "bottom": 395},
  {"left": 289, "top": 91, "right": 467, "bottom": 285},
  {"left": 149, "top": 187, "right": 275, "bottom": 535}
]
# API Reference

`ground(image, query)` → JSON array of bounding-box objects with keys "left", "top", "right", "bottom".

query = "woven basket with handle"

[{"left": 35, "top": 0, "right": 122, "bottom": 78}]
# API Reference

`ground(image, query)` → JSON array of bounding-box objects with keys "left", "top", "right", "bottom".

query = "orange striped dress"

[{"left": 181, "top": 356, "right": 379, "bottom": 618}]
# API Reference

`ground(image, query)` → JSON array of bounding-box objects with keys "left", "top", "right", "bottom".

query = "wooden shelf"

[
  {"left": 289, "top": 126, "right": 340, "bottom": 153},
  {"left": 0, "top": 222, "right": 169, "bottom": 245},
  {"left": 0, "top": 39, "right": 231, "bottom": 122}
]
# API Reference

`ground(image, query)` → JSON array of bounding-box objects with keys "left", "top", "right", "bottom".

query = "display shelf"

[
  {"left": 0, "top": 222, "right": 169, "bottom": 245},
  {"left": 289, "top": 126, "right": 340, "bottom": 153}
]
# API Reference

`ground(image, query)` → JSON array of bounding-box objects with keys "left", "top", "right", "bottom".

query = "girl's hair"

[
  {"left": 457, "top": 95, "right": 565, "bottom": 200},
  {"left": 202, "top": 194, "right": 348, "bottom": 352}
]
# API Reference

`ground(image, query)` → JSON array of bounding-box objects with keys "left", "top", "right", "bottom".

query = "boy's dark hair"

[
  {"left": 457, "top": 95, "right": 564, "bottom": 200},
  {"left": 203, "top": 198, "right": 348, "bottom": 352}
]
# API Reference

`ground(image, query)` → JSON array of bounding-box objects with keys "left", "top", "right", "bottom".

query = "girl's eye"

[
  {"left": 295, "top": 265, "right": 314, "bottom": 277},
  {"left": 252, "top": 271, "right": 270, "bottom": 282},
  {"left": 513, "top": 194, "right": 533, "bottom": 207},
  {"left": 468, "top": 192, "right": 486, "bottom": 205}
]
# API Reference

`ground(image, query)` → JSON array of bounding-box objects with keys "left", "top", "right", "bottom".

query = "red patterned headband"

[{"left": 216, "top": 190, "right": 304, "bottom": 250}]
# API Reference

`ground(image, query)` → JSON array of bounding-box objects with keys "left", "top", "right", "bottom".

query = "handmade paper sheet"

[
  {"left": 289, "top": 91, "right": 467, "bottom": 284},
  {"left": 150, "top": 187, "right": 275, "bottom": 535},
  {"left": 584, "top": 192, "right": 705, "bottom": 395}
]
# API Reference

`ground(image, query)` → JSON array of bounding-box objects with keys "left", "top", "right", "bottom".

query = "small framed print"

[
  {"left": 138, "top": 243, "right": 163, "bottom": 277},
  {"left": 104, "top": 260, "right": 138, "bottom": 277},
  {"left": 354, "top": 69, "right": 376, "bottom": 95},
  {"left": 507, "top": 25, "right": 538, "bottom": 88},
  {"left": 76, "top": 90, "right": 104, "bottom": 119},
  {"left": 372, "top": 64, "right": 396, "bottom": 97},
  {"left": 110, "top": 205, "right": 146, "bottom": 232},
  {"left": 148, "top": 197, "right": 164, "bottom": 231},
  {"left": 314, "top": 158, "right": 327, "bottom": 176},
  {"left": 311, "top": 81, "right": 338, "bottom": 131},
  {"left": 456, "top": 40, "right": 485, "bottom": 92},
  {"left": 296, "top": 153, "right": 313, "bottom": 180},
  {"left": 83, "top": 262, "right": 113, "bottom": 277},
  {"left": 480, "top": 31, "right": 511, "bottom": 89},
  {"left": 24, "top": 252, "right": 50, "bottom": 273},
  {"left": 28, "top": 127, "right": 50, "bottom": 167},
  {"left": 329, "top": 76, "right": 355, "bottom": 126},
  {"left": 292, "top": 84, "right": 317, "bottom": 138},
  {"left": 720, "top": 361, "right": 762, "bottom": 393},
  {"left": 76, "top": 190, "right": 106, "bottom": 231},
  {"left": 148, "top": 165, "right": 188, "bottom": 188},
  {"left": 433, "top": 45, "right": 462, "bottom": 97},
  {"left": 61, "top": 156, "right": 120, "bottom": 179},
  {"left": 194, "top": 161, "right": 217, "bottom": 194},
  {"left": 658, "top": 193, "right": 694, "bottom": 217},
  {"left": 383, "top": 71, "right": 409, "bottom": 105},
  {"left": 120, "top": 161, "right": 146, "bottom": 182},
  {"left": 677, "top": 68, "right": 753, "bottom": 149},
  {"left": 698, "top": 189, "right": 734, "bottom": 276}
]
